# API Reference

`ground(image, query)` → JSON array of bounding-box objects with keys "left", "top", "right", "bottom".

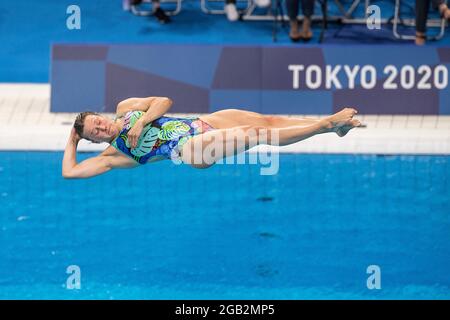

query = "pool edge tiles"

[{"left": 0, "top": 83, "right": 449, "bottom": 154}]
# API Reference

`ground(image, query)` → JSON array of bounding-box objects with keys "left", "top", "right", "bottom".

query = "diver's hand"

[{"left": 128, "top": 120, "right": 144, "bottom": 149}]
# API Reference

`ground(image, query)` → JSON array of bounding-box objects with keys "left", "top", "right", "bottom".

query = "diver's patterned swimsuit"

[{"left": 111, "top": 110, "right": 215, "bottom": 164}]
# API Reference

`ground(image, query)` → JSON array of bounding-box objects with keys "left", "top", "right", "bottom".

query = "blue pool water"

[{"left": 0, "top": 152, "right": 449, "bottom": 299}]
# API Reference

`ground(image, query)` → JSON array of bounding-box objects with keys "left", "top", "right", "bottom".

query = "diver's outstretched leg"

[
  {"left": 181, "top": 124, "right": 326, "bottom": 168},
  {"left": 181, "top": 108, "right": 360, "bottom": 168}
]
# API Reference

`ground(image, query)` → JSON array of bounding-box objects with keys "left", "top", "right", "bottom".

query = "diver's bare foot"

[
  {"left": 324, "top": 108, "right": 358, "bottom": 128},
  {"left": 321, "top": 108, "right": 361, "bottom": 136},
  {"left": 335, "top": 119, "right": 361, "bottom": 137}
]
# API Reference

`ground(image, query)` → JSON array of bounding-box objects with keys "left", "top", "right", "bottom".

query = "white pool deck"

[{"left": 0, "top": 83, "right": 449, "bottom": 155}]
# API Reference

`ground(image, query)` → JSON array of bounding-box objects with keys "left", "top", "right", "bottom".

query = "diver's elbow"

[{"left": 62, "top": 170, "right": 78, "bottom": 179}]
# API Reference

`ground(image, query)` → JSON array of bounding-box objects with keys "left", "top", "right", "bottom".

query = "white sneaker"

[
  {"left": 254, "top": 0, "right": 271, "bottom": 8},
  {"left": 224, "top": 3, "right": 239, "bottom": 22}
]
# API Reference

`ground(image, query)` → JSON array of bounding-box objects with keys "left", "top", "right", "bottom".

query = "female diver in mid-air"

[{"left": 62, "top": 96, "right": 361, "bottom": 178}]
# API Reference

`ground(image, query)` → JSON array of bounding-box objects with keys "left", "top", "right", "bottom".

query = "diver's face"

[{"left": 83, "top": 115, "right": 117, "bottom": 143}]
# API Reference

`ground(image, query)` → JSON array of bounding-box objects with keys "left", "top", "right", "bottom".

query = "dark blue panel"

[{"left": 50, "top": 60, "right": 105, "bottom": 112}]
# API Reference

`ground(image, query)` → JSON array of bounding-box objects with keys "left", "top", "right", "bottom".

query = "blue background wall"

[{"left": 51, "top": 44, "right": 450, "bottom": 114}]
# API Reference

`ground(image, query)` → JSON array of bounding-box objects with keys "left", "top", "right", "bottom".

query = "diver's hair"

[{"left": 74, "top": 111, "right": 100, "bottom": 142}]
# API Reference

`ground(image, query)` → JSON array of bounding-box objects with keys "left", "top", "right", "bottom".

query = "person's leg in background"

[
  {"left": 415, "top": 0, "right": 450, "bottom": 45},
  {"left": 152, "top": 0, "right": 171, "bottom": 23},
  {"left": 286, "top": 0, "right": 302, "bottom": 41},
  {"left": 300, "top": 0, "right": 314, "bottom": 40},
  {"left": 415, "top": 0, "right": 430, "bottom": 45}
]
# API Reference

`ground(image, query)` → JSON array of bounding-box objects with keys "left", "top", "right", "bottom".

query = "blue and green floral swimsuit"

[{"left": 111, "top": 110, "right": 215, "bottom": 164}]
